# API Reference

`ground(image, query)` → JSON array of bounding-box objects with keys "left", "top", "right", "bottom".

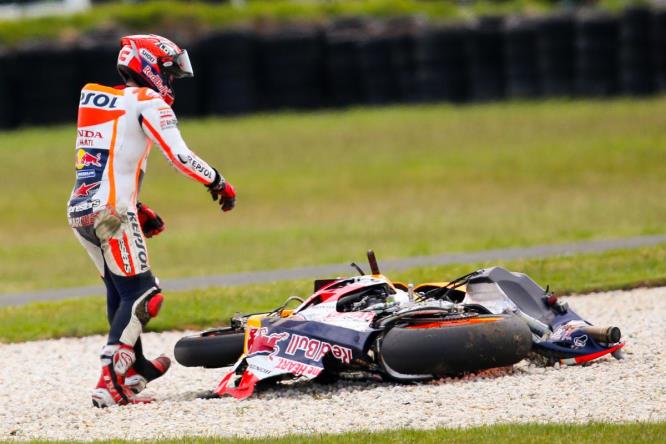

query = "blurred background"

[
  {"left": 1, "top": 0, "right": 666, "bottom": 126},
  {"left": 1, "top": 0, "right": 666, "bottom": 340},
  {"left": 2, "top": 0, "right": 666, "bottom": 301}
]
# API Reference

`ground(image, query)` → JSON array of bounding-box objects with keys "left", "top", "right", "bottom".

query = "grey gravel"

[{"left": 1, "top": 287, "right": 664, "bottom": 441}]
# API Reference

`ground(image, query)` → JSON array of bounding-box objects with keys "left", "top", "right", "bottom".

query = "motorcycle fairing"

[
  {"left": 465, "top": 267, "right": 624, "bottom": 364},
  {"left": 215, "top": 315, "right": 376, "bottom": 399}
]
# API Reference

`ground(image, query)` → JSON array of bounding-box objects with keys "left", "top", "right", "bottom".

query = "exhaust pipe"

[{"left": 582, "top": 326, "right": 622, "bottom": 343}]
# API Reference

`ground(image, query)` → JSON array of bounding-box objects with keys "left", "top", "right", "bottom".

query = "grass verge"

[
  {"left": 0, "top": 0, "right": 554, "bottom": 46},
  {"left": 2, "top": 99, "right": 666, "bottom": 293},
  {"left": 23, "top": 422, "right": 666, "bottom": 444},
  {"left": 1, "top": 244, "right": 664, "bottom": 343}
]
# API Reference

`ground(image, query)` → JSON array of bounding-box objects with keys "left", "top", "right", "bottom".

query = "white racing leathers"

[{"left": 67, "top": 83, "right": 216, "bottom": 345}]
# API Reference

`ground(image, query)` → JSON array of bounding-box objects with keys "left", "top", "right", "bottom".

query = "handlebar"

[{"left": 367, "top": 250, "right": 381, "bottom": 275}]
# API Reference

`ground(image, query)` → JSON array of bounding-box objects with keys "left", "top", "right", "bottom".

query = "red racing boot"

[
  {"left": 124, "top": 355, "right": 171, "bottom": 395},
  {"left": 91, "top": 344, "right": 154, "bottom": 408}
]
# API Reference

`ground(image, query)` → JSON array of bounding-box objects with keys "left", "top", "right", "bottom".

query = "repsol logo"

[
  {"left": 80, "top": 92, "right": 118, "bottom": 109},
  {"left": 127, "top": 211, "right": 149, "bottom": 271},
  {"left": 177, "top": 154, "right": 213, "bottom": 179}
]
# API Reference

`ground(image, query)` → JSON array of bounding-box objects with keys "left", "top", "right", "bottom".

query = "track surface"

[
  {"left": 3, "top": 234, "right": 666, "bottom": 306},
  {"left": 1, "top": 287, "right": 664, "bottom": 441}
]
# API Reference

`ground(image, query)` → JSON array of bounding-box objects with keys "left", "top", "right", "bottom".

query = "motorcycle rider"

[{"left": 67, "top": 34, "right": 236, "bottom": 407}]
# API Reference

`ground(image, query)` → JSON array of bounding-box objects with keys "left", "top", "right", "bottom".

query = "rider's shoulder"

[
  {"left": 80, "top": 83, "right": 126, "bottom": 96},
  {"left": 126, "top": 86, "right": 163, "bottom": 102}
]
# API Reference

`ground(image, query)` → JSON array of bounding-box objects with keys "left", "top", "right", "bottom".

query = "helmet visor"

[{"left": 171, "top": 50, "right": 194, "bottom": 78}]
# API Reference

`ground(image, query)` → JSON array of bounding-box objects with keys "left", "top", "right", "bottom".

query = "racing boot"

[
  {"left": 124, "top": 355, "right": 171, "bottom": 395},
  {"left": 91, "top": 344, "right": 154, "bottom": 408}
]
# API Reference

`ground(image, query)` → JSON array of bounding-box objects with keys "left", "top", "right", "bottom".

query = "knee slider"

[
  {"left": 135, "top": 288, "right": 163, "bottom": 325},
  {"left": 146, "top": 292, "right": 164, "bottom": 318}
]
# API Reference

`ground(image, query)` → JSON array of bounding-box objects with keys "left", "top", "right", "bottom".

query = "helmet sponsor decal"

[
  {"left": 142, "top": 65, "right": 172, "bottom": 98},
  {"left": 156, "top": 41, "right": 177, "bottom": 57},
  {"left": 139, "top": 48, "right": 157, "bottom": 64},
  {"left": 118, "top": 47, "right": 133, "bottom": 65}
]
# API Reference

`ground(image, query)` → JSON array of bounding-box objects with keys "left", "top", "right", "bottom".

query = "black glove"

[{"left": 207, "top": 170, "right": 236, "bottom": 212}]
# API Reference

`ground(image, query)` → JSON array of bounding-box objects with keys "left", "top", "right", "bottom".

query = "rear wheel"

[
  {"left": 379, "top": 314, "right": 532, "bottom": 378},
  {"left": 174, "top": 328, "right": 245, "bottom": 368}
]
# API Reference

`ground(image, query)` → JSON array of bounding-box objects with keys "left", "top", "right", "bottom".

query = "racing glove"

[
  {"left": 137, "top": 202, "right": 166, "bottom": 238},
  {"left": 208, "top": 169, "right": 236, "bottom": 212}
]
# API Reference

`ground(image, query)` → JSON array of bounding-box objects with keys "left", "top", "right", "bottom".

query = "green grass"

[
  {"left": 2, "top": 98, "right": 666, "bottom": 293},
  {"left": 0, "top": 0, "right": 556, "bottom": 47},
  {"left": 2, "top": 243, "right": 665, "bottom": 343},
  {"left": 20, "top": 422, "right": 666, "bottom": 443},
  {"left": 0, "top": 0, "right": 650, "bottom": 47}
]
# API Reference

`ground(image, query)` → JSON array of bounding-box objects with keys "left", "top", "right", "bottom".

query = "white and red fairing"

[{"left": 214, "top": 276, "right": 394, "bottom": 399}]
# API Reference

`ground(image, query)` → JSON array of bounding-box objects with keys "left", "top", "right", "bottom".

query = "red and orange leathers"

[{"left": 68, "top": 83, "right": 217, "bottom": 278}]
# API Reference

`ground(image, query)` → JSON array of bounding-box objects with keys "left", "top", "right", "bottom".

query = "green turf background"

[{"left": 2, "top": 99, "right": 666, "bottom": 293}]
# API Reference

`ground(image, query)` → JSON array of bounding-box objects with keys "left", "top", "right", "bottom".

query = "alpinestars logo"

[
  {"left": 113, "top": 348, "right": 135, "bottom": 374},
  {"left": 73, "top": 181, "right": 101, "bottom": 198}
]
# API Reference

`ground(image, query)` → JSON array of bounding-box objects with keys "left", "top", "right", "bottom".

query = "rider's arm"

[{"left": 139, "top": 95, "right": 216, "bottom": 186}]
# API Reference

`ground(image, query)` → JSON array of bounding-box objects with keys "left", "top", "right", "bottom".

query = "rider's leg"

[
  {"left": 125, "top": 337, "right": 171, "bottom": 394},
  {"left": 101, "top": 213, "right": 170, "bottom": 398},
  {"left": 102, "top": 264, "right": 170, "bottom": 394},
  {"left": 71, "top": 227, "right": 139, "bottom": 407},
  {"left": 103, "top": 263, "right": 121, "bottom": 325}
]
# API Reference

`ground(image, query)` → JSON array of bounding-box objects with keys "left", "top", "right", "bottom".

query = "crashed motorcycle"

[{"left": 175, "top": 251, "right": 624, "bottom": 399}]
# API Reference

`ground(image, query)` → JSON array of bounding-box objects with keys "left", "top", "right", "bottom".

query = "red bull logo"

[
  {"left": 284, "top": 334, "right": 353, "bottom": 364},
  {"left": 75, "top": 149, "right": 102, "bottom": 170},
  {"left": 248, "top": 330, "right": 290, "bottom": 356}
]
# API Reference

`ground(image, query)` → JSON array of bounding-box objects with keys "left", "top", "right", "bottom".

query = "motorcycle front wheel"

[{"left": 174, "top": 328, "right": 245, "bottom": 368}]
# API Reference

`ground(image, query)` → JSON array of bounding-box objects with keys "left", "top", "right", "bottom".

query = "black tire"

[
  {"left": 174, "top": 328, "right": 245, "bottom": 368},
  {"left": 379, "top": 314, "right": 532, "bottom": 378}
]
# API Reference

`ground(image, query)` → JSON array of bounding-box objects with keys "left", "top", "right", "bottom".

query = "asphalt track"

[{"left": 2, "top": 233, "right": 666, "bottom": 307}]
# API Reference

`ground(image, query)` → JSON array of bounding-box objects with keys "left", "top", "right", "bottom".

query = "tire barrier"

[
  {"left": 324, "top": 32, "right": 363, "bottom": 107},
  {"left": 413, "top": 25, "right": 470, "bottom": 103},
  {"left": 504, "top": 19, "right": 540, "bottom": 98},
  {"left": 0, "top": 52, "right": 15, "bottom": 129},
  {"left": 198, "top": 31, "right": 257, "bottom": 116},
  {"left": 619, "top": 6, "right": 656, "bottom": 95},
  {"left": 654, "top": 9, "right": 666, "bottom": 91},
  {"left": 3, "top": 7, "right": 666, "bottom": 129},
  {"left": 467, "top": 17, "right": 506, "bottom": 101},
  {"left": 575, "top": 12, "right": 620, "bottom": 96},
  {"left": 256, "top": 29, "right": 324, "bottom": 110},
  {"left": 536, "top": 14, "right": 576, "bottom": 97},
  {"left": 12, "top": 46, "right": 81, "bottom": 126},
  {"left": 356, "top": 35, "right": 401, "bottom": 105}
]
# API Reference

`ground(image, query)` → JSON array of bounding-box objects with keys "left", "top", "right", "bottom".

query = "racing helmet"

[{"left": 117, "top": 34, "right": 194, "bottom": 105}]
